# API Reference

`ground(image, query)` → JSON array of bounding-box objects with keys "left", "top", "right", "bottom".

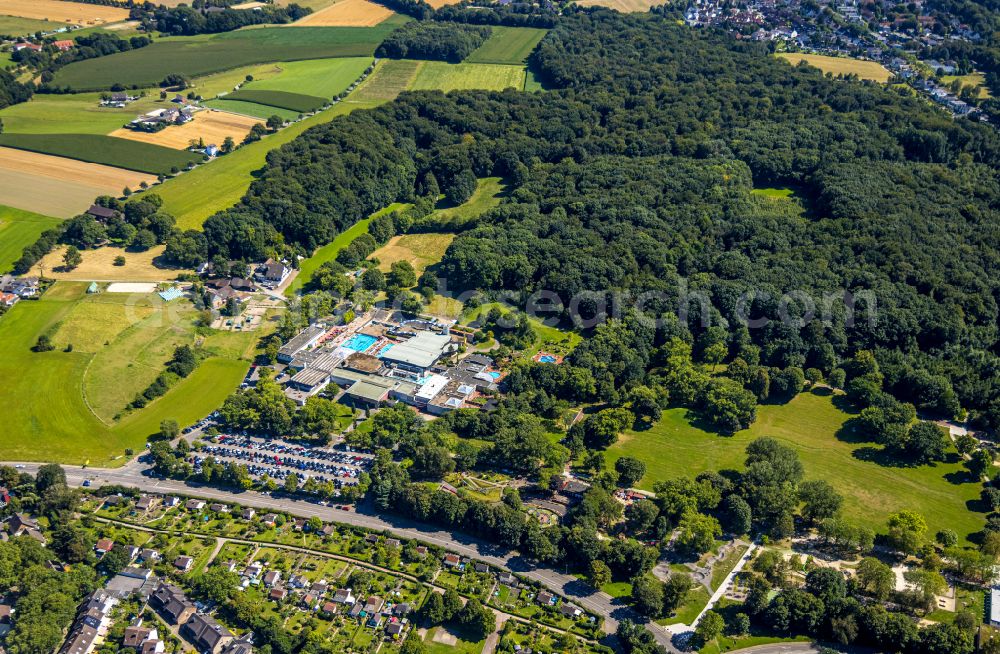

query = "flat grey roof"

[
  {"left": 290, "top": 368, "right": 329, "bottom": 388},
  {"left": 380, "top": 332, "right": 451, "bottom": 369}
]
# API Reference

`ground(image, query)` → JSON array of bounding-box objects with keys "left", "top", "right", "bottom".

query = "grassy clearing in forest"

[
  {"left": 605, "top": 389, "right": 986, "bottom": 542},
  {"left": 465, "top": 26, "right": 547, "bottom": 65}
]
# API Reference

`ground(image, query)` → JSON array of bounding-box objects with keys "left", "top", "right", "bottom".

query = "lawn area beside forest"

[
  {"left": 0, "top": 282, "right": 254, "bottom": 465},
  {"left": 0, "top": 205, "right": 60, "bottom": 273},
  {"left": 605, "top": 389, "right": 987, "bottom": 542}
]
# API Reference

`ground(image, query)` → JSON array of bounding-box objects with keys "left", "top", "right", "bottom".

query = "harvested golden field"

[
  {"left": 108, "top": 110, "right": 262, "bottom": 151},
  {"left": 0, "top": 147, "right": 155, "bottom": 218},
  {"left": 231, "top": 1, "right": 268, "bottom": 8},
  {"left": 37, "top": 245, "right": 184, "bottom": 281},
  {"left": 574, "top": 0, "right": 665, "bottom": 12},
  {"left": 293, "top": 0, "right": 394, "bottom": 26},
  {"left": 0, "top": 0, "right": 129, "bottom": 24},
  {"left": 777, "top": 53, "right": 892, "bottom": 83},
  {"left": 425, "top": 0, "right": 462, "bottom": 8},
  {"left": 373, "top": 233, "right": 455, "bottom": 277}
]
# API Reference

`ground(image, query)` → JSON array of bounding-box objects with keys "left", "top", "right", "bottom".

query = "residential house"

[
  {"left": 210, "top": 503, "right": 229, "bottom": 514},
  {"left": 268, "top": 588, "right": 287, "bottom": 602},
  {"left": 174, "top": 556, "right": 194, "bottom": 572},
  {"left": 185, "top": 499, "right": 205, "bottom": 511},
  {"left": 385, "top": 622, "right": 404, "bottom": 638},
  {"left": 241, "top": 508, "right": 256, "bottom": 520},
  {"left": 0, "top": 604, "right": 13, "bottom": 638},
  {"left": 59, "top": 591, "right": 118, "bottom": 654},
  {"left": 140, "top": 548, "right": 160, "bottom": 563},
  {"left": 363, "top": 596, "right": 383, "bottom": 614},
  {"left": 442, "top": 554, "right": 460, "bottom": 568},
  {"left": 254, "top": 259, "right": 290, "bottom": 288},
  {"left": 150, "top": 584, "right": 196, "bottom": 625},
  {"left": 332, "top": 588, "right": 355, "bottom": 605},
  {"left": 262, "top": 571, "right": 281, "bottom": 588},
  {"left": 135, "top": 496, "right": 159, "bottom": 512},
  {"left": 181, "top": 613, "right": 233, "bottom": 654},
  {"left": 86, "top": 204, "right": 118, "bottom": 221},
  {"left": 95, "top": 538, "right": 115, "bottom": 555},
  {"left": 537, "top": 592, "right": 555, "bottom": 606},
  {"left": 559, "top": 603, "right": 582, "bottom": 618},
  {"left": 6, "top": 513, "right": 45, "bottom": 544}
]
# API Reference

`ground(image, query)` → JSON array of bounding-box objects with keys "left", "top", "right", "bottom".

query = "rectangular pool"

[{"left": 342, "top": 333, "right": 377, "bottom": 352}]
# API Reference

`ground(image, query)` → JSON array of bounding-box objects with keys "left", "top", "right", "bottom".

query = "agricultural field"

[
  {"left": 0, "top": 282, "right": 254, "bottom": 464},
  {"left": 35, "top": 245, "right": 183, "bottom": 281},
  {"left": 0, "top": 0, "right": 129, "bottom": 25},
  {"left": 0, "top": 146, "right": 156, "bottom": 218},
  {"left": 108, "top": 110, "right": 262, "bottom": 150},
  {"left": 350, "top": 58, "right": 421, "bottom": 101},
  {"left": 372, "top": 233, "right": 455, "bottom": 277},
  {"left": 240, "top": 57, "right": 373, "bottom": 98},
  {"left": 292, "top": 0, "right": 395, "bottom": 27},
  {"left": 0, "top": 205, "right": 60, "bottom": 272},
  {"left": 574, "top": 0, "right": 668, "bottom": 11},
  {"left": 409, "top": 62, "right": 527, "bottom": 92},
  {"left": 52, "top": 26, "right": 396, "bottom": 91},
  {"left": 224, "top": 89, "right": 327, "bottom": 113},
  {"left": 0, "top": 91, "right": 163, "bottom": 135},
  {"left": 465, "top": 27, "right": 548, "bottom": 65},
  {"left": 201, "top": 99, "right": 301, "bottom": 122},
  {"left": 604, "top": 389, "right": 987, "bottom": 543},
  {"left": 941, "top": 72, "right": 992, "bottom": 99},
  {"left": 776, "top": 53, "right": 892, "bottom": 82},
  {"left": 157, "top": 99, "right": 382, "bottom": 229},
  {"left": 0, "top": 15, "right": 54, "bottom": 37},
  {"left": 0, "top": 133, "right": 201, "bottom": 175}
]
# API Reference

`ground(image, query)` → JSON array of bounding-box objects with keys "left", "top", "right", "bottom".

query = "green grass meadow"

[
  {"left": 0, "top": 133, "right": 201, "bottom": 175},
  {"left": 243, "top": 57, "right": 373, "bottom": 98},
  {"left": 465, "top": 27, "right": 548, "bottom": 65},
  {"left": 52, "top": 26, "right": 394, "bottom": 91},
  {"left": 158, "top": 99, "right": 383, "bottom": 229},
  {"left": 0, "top": 91, "right": 164, "bottom": 135},
  {"left": 287, "top": 202, "right": 408, "bottom": 295},
  {"left": 0, "top": 205, "right": 60, "bottom": 273},
  {"left": 202, "top": 99, "right": 301, "bottom": 122},
  {"left": 0, "top": 282, "right": 251, "bottom": 465},
  {"left": 351, "top": 59, "right": 422, "bottom": 102},
  {"left": 605, "top": 389, "right": 987, "bottom": 542},
  {"left": 409, "top": 62, "right": 527, "bottom": 92},
  {"left": 0, "top": 15, "right": 58, "bottom": 37},
  {"left": 224, "top": 89, "right": 327, "bottom": 113}
]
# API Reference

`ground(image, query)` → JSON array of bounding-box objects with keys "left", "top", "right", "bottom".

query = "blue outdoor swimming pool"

[
  {"left": 342, "top": 333, "right": 377, "bottom": 352},
  {"left": 488, "top": 371, "right": 501, "bottom": 379},
  {"left": 377, "top": 344, "right": 394, "bottom": 358},
  {"left": 538, "top": 355, "right": 558, "bottom": 363}
]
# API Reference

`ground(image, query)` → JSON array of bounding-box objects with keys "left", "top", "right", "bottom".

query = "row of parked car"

[
  {"left": 196, "top": 442, "right": 368, "bottom": 481},
  {"left": 190, "top": 453, "right": 362, "bottom": 490},
  {"left": 215, "top": 434, "right": 373, "bottom": 468}
]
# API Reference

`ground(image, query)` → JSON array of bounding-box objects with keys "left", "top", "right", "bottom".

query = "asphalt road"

[
  {"left": 7, "top": 460, "right": 819, "bottom": 654},
  {"left": 9, "top": 460, "right": 676, "bottom": 648}
]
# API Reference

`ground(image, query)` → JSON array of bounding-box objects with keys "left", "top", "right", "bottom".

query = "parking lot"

[{"left": 192, "top": 434, "right": 374, "bottom": 489}]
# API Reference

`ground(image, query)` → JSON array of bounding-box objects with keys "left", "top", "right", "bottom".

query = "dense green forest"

[
  {"left": 0, "top": 68, "right": 33, "bottom": 110},
  {"left": 375, "top": 22, "right": 492, "bottom": 62},
  {"left": 196, "top": 9, "right": 1000, "bottom": 428}
]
